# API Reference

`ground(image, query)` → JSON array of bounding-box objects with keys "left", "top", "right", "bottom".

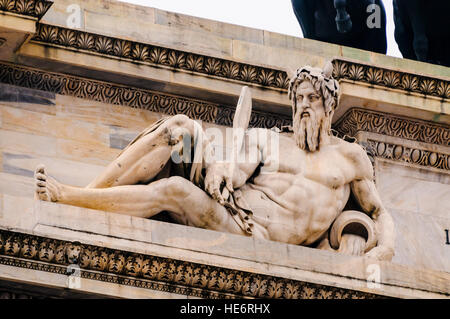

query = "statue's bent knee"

[
  {"left": 162, "top": 176, "right": 192, "bottom": 197},
  {"left": 168, "top": 114, "right": 192, "bottom": 127}
]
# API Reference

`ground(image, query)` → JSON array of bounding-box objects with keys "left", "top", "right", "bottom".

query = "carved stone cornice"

[
  {"left": 334, "top": 108, "right": 450, "bottom": 147},
  {"left": 332, "top": 60, "right": 450, "bottom": 100},
  {"left": 30, "top": 23, "right": 450, "bottom": 101},
  {"left": 31, "top": 24, "right": 290, "bottom": 91},
  {"left": 0, "top": 230, "right": 385, "bottom": 299},
  {"left": 0, "top": 0, "right": 53, "bottom": 20},
  {"left": 0, "top": 62, "right": 291, "bottom": 128}
]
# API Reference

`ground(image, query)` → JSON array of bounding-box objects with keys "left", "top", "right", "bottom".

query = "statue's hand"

[
  {"left": 204, "top": 162, "right": 234, "bottom": 205},
  {"left": 365, "top": 245, "right": 394, "bottom": 261}
]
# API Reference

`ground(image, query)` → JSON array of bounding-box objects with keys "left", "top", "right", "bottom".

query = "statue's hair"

[{"left": 288, "top": 65, "right": 340, "bottom": 116}]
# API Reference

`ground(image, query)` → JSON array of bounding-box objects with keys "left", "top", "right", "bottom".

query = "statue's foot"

[{"left": 34, "top": 165, "right": 61, "bottom": 202}]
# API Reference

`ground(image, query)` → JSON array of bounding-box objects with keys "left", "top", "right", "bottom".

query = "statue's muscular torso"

[{"left": 239, "top": 129, "right": 371, "bottom": 246}]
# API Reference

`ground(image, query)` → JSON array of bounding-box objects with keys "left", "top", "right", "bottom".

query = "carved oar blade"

[
  {"left": 221, "top": 86, "right": 252, "bottom": 201},
  {"left": 233, "top": 86, "right": 252, "bottom": 131}
]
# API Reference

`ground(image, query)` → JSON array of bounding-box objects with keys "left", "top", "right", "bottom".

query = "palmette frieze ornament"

[
  {"left": 0, "top": 230, "right": 385, "bottom": 299},
  {"left": 332, "top": 60, "right": 450, "bottom": 99},
  {"left": 0, "top": 0, "right": 53, "bottom": 19},
  {"left": 29, "top": 23, "right": 450, "bottom": 100},
  {"left": 31, "top": 24, "right": 289, "bottom": 91}
]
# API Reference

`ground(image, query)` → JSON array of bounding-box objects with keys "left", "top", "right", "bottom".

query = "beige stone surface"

[
  {"left": 55, "top": 95, "right": 162, "bottom": 129},
  {"left": 376, "top": 160, "right": 450, "bottom": 273},
  {"left": 231, "top": 39, "right": 326, "bottom": 71},
  {"left": 0, "top": 13, "right": 36, "bottom": 61},
  {"left": 1, "top": 105, "right": 110, "bottom": 146},
  {"left": 0, "top": 91, "right": 165, "bottom": 187}
]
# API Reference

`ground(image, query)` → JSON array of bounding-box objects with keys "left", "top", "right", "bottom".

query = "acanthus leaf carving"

[
  {"left": 0, "top": 0, "right": 53, "bottom": 19},
  {"left": 332, "top": 60, "right": 348, "bottom": 79},
  {"left": 221, "top": 61, "right": 240, "bottom": 79},
  {"left": 334, "top": 108, "right": 450, "bottom": 147},
  {"left": 15, "top": 0, "right": 35, "bottom": 14},
  {"left": 436, "top": 81, "right": 450, "bottom": 99},
  {"left": 0, "top": 0, "right": 15, "bottom": 11},
  {"left": 57, "top": 29, "right": 76, "bottom": 47},
  {"left": 240, "top": 65, "right": 258, "bottom": 83},
  {"left": 28, "top": 24, "right": 450, "bottom": 97},
  {"left": 258, "top": 69, "right": 276, "bottom": 86},
  {"left": 77, "top": 32, "right": 95, "bottom": 51}
]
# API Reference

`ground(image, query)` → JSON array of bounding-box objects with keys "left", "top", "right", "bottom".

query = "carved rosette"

[{"left": 0, "top": 230, "right": 384, "bottom": 299}]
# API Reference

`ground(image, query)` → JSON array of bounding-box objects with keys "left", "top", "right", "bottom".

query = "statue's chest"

[{"left": 275, "top": 146, "right": 350, "bottom": 189}]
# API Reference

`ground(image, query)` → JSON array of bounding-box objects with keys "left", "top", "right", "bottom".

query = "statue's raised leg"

[
  {"left": 35, "top": 165, "right": 245, "bottom": 235},
  {"left": 86, "top": 114, "right": 197, "bottom": 189}
]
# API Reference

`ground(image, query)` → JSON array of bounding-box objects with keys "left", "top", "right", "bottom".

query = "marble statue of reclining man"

[{"left": 34, "top": 62, "right": 395, "bottom": 261}]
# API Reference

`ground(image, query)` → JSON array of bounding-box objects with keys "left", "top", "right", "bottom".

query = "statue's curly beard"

[{"left": 293, "top": 110, "right": 321, "bottom": 152}]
